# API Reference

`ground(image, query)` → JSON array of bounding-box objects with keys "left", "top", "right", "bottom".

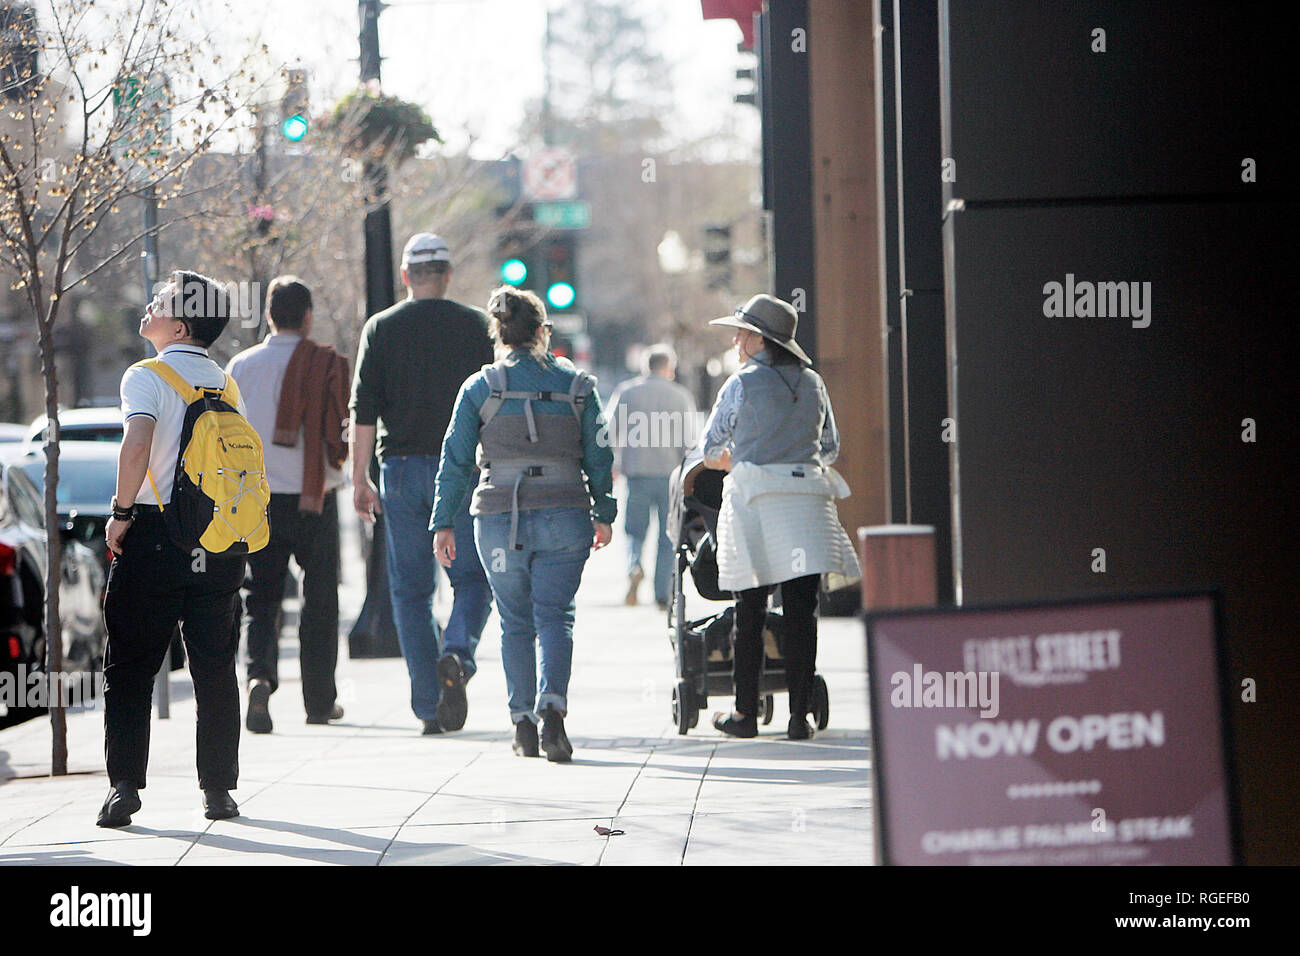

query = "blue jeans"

[
  {"left": 624, "top": 475, "right": 672, "bottom": 604},
  {"left": 474, "top": 507, "right": 592, "bottom": 724},
  {"left": 380, "top": 455, "right": 492, "bottom": 720}
]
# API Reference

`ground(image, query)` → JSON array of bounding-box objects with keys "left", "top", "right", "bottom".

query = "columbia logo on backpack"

[{"left": 134, "top": 358, "right": 271, "bottom": 555}]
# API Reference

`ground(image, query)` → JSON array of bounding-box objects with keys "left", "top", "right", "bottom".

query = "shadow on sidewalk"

[{"left": 138, "top": 817, "right": 576, "bottom": 866}]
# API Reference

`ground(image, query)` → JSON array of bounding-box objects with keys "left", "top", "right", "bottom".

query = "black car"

[
  {"left": 11, "top": 441, "right": 120, "bottom": 574},
  {"left": 0, "top": 454, "right": 107, "bottom": 727},
  {"left": 13, "top": 441, "right": 192, "bottom": 674}
]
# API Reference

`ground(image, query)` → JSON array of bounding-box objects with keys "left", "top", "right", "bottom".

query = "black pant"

[
  {"left": 242, "top": 492, "right": 340, "bottom": 719},
  {"left": 102, "top": 511, "right": 246, "bottom": 790},
  {"left": 733, "top": 574, "right": 820, "bottom": 719}
]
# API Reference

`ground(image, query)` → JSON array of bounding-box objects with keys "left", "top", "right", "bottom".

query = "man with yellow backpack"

[{"left": 98, "top": 270, "right": 271, "bottom": 828}]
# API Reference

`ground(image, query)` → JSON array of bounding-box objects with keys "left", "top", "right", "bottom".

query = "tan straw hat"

[{"left": 709, "top": 293, "right": 812, "bottom": 365}]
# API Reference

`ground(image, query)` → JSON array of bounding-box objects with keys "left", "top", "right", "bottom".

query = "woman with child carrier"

[
  {"left": 700, "top": 293, "right": 860, "bottom": 740},
  {"left": 432, "top": 286, "right": 616, "bottom": 762}
]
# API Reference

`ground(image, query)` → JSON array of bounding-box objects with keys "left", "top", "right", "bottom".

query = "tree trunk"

[{"left": 37, "top": 319, "right": 67, "bottom": 777}]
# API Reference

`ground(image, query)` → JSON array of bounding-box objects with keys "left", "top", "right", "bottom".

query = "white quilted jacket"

[{"left": 716, "top": 461, "right": 862, "bottom": 591}]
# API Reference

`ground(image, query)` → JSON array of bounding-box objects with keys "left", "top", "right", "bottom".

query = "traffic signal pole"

[
  {"left": 358, "top": 0, "right": 395, "bottom": 323},
  {"left": 349, "top": 0, "right": 402, "bottom": 658}
]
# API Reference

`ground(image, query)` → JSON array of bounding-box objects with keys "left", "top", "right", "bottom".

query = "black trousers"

[
  {"left": 242, "top": 491, "right": 340, "bottom": 718},
  {"left": 102, "top": 511, "right": 245, "bottom": 790},
  {"left": 733, "top": 574, "right": 820, "bottom": 719}
]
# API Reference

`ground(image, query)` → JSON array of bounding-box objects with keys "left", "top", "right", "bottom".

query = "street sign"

[
  {"left": 549, "top": 312, "right": 586, "bottom": 335},
  {"left": 533, "top": 201, "right": 591, "bottom": 230},
  {"left": 112, "top": 74, "right": 171, "bottom": 177},
  {"left": 523, "top": 147, "right": 577, "bottom": 200}
]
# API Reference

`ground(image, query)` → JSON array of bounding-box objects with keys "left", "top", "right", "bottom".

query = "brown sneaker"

[{"left": 625, "top": 565, "right": 644, "bottom": 606}]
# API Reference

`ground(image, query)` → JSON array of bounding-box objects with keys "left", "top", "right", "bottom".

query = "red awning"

[{"left": 700, "top": 0, "right": 762, "bottom": 48}]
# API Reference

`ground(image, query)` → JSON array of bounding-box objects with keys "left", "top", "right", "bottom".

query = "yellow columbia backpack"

[{"left": 135, "top": 358, "right": 271, "bottom": 555}]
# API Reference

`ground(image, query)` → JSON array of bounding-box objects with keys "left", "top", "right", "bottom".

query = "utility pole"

[
  {"left": 358, "top": 0, "right": 395, "bottom": 324},
  {"left": 542, "top": 6, "right": 553, "bottom": 147},
  {"left": 349, "top": 0, "right": 400, "bottom": 658}
]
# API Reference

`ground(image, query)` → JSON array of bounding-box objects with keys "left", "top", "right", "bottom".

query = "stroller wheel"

[
  {"left": 672, "top": 681, "right": 696, "bottom": 736},
  {"left": 812, "top": 675, "right": 830, "bottom": 730},
  {"left": 761, "top": 694, "right": 775, "bottom": 725}
]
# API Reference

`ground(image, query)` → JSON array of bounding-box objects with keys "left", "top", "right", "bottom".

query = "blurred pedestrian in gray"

[
  {"left": 227, "top": 276, "right": 349, "bottom": 734},
  {"left": 605, "top": 344, "right": 697, "bottom": 610}
]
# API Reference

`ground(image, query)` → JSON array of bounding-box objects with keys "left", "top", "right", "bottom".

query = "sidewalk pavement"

[{"left": 0, "top": 503, "right": 872, "bottom": 866}]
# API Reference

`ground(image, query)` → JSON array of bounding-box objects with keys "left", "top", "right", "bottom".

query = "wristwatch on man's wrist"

[{"left": 110, "top": 497, "right": 134, "bottom": 522}]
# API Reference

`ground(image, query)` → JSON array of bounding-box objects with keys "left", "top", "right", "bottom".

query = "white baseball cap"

[{"left": 401, "top": 232, "right": 451, "bottom": 267}]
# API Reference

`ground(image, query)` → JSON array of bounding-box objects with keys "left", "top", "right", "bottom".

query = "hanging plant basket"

[{"left": 323, "top": 89, "right": 441, "bottom": 166}]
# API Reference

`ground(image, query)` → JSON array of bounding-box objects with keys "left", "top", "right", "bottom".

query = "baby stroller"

[{"left": 665, "top": 448, "right": 830, "bottom": 735}]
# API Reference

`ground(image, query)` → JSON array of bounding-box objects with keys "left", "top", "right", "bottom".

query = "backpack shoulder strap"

[
  {"left": 478, "top": 361, "right": 510, "bottom": 426},
  {"left": 221, "top": 373, "right": 241, "bottom": 408},
  {"left": 566, "top": 369, "right": 596, "bottom": 423},
  {"left": 134, "top": 358, "right": 200, "bottom": 404}
]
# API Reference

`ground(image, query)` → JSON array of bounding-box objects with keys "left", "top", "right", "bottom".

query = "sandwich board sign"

[{"left": 865, "top": 592, "right": 1236, "bottom": 865}]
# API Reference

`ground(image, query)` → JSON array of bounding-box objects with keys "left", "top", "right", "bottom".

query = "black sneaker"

[
  {"left": 246, "top": 680, "right": 272, "bottom": 734},
  {"left": 712, "top": 711, "right": 758, "bottom": 738},
  {"left": 306, "top": 704, "right": 344, "bottom": 725},
  {"left": 539, "top": 707, "right": 573, "bottom": 763},
  {"left": 96, "top": 782, "right": 141, "bottom": 828},
  {"left": 435, "top": 653, "right": 468, "bottom": 732},
  {"left": 787, "top": 716, "right": 815, "bottom": 740},
  {"left": 512, "top": 718, "right": 540, "bottom": 757}
]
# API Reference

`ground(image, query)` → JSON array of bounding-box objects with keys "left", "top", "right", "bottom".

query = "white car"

[{"left": 25, "top": 407, "right": 123, "bottom": 445}]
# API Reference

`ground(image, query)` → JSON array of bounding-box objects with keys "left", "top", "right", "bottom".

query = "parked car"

[
  {"left": 25, "top": 407, "right": 123, "bottom": 445},
  {"left": 0, "top": 453, "right": 107, "bottom": 727},
  {"left": 10, "top": 441, "right": 119, "bottom": 574},
  {"left": 0, "top": 424, "right": 28, "bottom": 444},
  {"left": 11, "top": 441, "right": 191, "bottom": 674}
]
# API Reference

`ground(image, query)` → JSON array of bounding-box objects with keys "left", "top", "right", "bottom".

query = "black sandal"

[{"left": 712, "top": 711, "right": 758, "bottom": 738}]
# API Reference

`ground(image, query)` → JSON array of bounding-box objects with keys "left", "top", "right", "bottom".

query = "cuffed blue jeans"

[
  {"left": 474, "top": 506, "right": 592, "bottom": 724},
  {"left": 380, "top": 455, "right": 492, "bottom": 721},
  {"left": 624, "top": 475, "right": 672, "bottom": 604}
]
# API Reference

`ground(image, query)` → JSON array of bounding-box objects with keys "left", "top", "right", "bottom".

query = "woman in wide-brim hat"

[{"left": 699, "top": 293, "right": 860, "bottom": 740}]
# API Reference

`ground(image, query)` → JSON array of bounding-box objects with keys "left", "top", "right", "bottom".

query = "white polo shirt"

[
  {"left": 225, "top": 332, "right": 344, "bottom": 496},
  {"left": 120, "top": 344, "right": 247, "bottom": 506}
]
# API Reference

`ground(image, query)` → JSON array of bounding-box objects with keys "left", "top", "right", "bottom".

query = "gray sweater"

[{"left": 605, "top": 374, "right": 699, "bottom": 477}]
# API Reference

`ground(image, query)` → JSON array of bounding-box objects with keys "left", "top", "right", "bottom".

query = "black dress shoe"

[
  {"left": 306, "top": 704, "right": 344, "bottom": 725},
  {"left": 203, "top": 789, "right": 240, "bottom": 820},
  {"left": 712, "top": 711, "right": 758, "bottom": 738},
  {"left": 96, "top": 782, "right": 141, "bottom": 828},
  {"left": 435, "top": 653, "right": 468, "bottom": 732},
  {"left": 421, "top": 719, "right": 443, "bottom": 735},
  {"left": 512, "top": 718, "right": 540, "bottom": 757},
  {"left": 246, "top": 680, "right": 273, "bottom": 734},
  {"left": 787, "top": 716, "right": 815, "bottom": 740},
  {"left": 539, "top": 707, "right": 573, "bottom": 763}
]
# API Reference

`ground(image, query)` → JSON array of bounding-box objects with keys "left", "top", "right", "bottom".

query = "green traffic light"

[
  {"left": 281, "top": 114, "right": 308, "bottom": 141},
  {"left": 501, "top": 258, "right": 527, "bottom": 285},
  {"left": 546, "top": 282, "right": 575, "bottom": 310}
]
